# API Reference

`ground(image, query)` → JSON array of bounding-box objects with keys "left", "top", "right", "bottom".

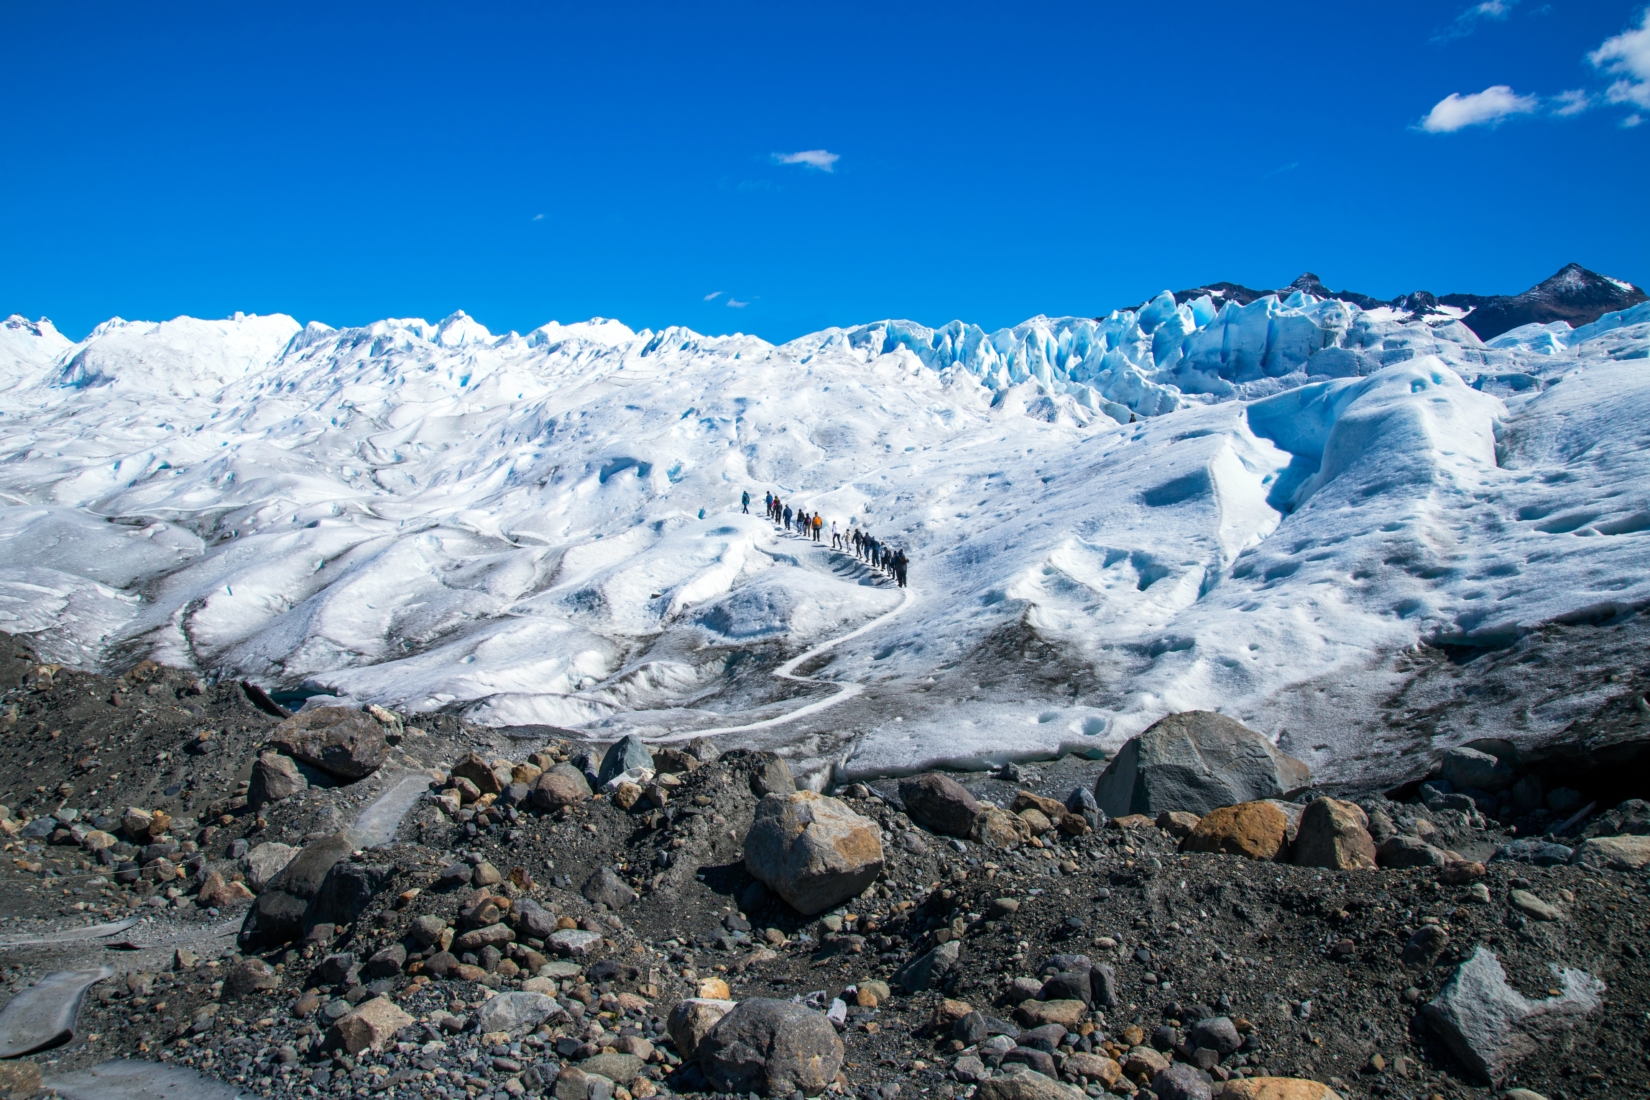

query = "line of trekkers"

[{"left": 742, "top": 489, "right": 909, "bottom": 588}]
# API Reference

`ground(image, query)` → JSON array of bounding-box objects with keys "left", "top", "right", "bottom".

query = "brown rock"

[
  {"left": 268, "top": 706, "right": 388, "bottom": 780},
  {"left": 971, "top": 805, "right": 1032, "bottom": 849},
  {"left": 198, "top": 871, "right": 255, "bottom": 907},
  {"left": 898, "top": 773, "right": 980, "bottom": 838},
  {"left": 1122, "top": 1046, "right": 1170, "bottom": 1082},
  {"left": 1111, "top": 814, "right": 1153, "bottom": 829},
  {"left": 1438, "top": 859, "right": 1487, "bottom": 884},
  {"left": 932, "top": 998, "right": 974, "bottom": 1026},
  {"left": 1014, "top": 998, "right": 1088, "bottom": 1027},
  {"left": 451, "top": 752, "right": 512, "bottom": 796},
  {"left": 329, "top": 995, "right": 413, "bottom": 1053},
  {"left": 1017, "top": 807, "right": 1054, "bottom": 835},
  {"left": 1155, "top": 810, "right": 1202, "bottom": 838},
  {"left": 1212, "top": 1079, "right": 1344, "bottom": 1100},
  {"left": 511, "top": 762, "right": 544, "bottom": 786},
  {"left": 697, "top": 977, "right": 732, "bottom": 1000},
  {"left": 1064, "top": 1053, "right": 1123, "bottom": 1086},
  {"left": 744, "top": 791, "right": 884, "bottom": 915},
  {"left": 1291, "top": 798, "right": 1376, "bottom": 871},
  {"left": 974, "top": 1075, "right": 1088, "bottom": 1100},
  {"left": 530, "top": 766, "right": 592, "bottom": 811},
  {"left": 666, "top": 997, "right": 736, "bottom": 1059},
  {"left": 612, "top": 781, "right": 644, "bottom": 810},
  {"left": 249, "top": 751, "right": 308, "bottom": 807},
  {"left": 1012, "top": 790, "right": 1068, "bottom": 818},
  {"left": 1183, "top": 801, "right": 1290, "bottom": 861}
]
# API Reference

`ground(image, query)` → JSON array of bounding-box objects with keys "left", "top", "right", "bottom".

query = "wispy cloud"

[
  {"left": 772, "top": 149, "right": 840, "bottom": 172},
  {"left": 531, "top": 213, "right": 544, "bottom": 221},
  {"left": 1551, "top": 89, "right": 1591, "bottom": 116},
  {"left": 1590, "top": 9, "right": 1650, "bottom": 110},
  {"left": 1624, "top": 113, "right": 1644, "bottom": 127},
  {"left": 703, "top": 291, "right": 722, "bottom": 301},
  {"left": 1419, "top": 85, "right": 1538, "bottom": 131},
  {"left": 1262, "top": 161, "right": 1299, "bottom": 178},
  {"left": 1434, "top": 0, "right": 1518, "bottom": 42},
  {"left": 726, "top": 299, "right": 750, "bottom": 309}
]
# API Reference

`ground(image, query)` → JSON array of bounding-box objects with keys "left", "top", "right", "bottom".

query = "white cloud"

[
  {"left": 1419, "top": 85, "right": 1539, "bottom": 131},
  {"left": 532, "top": 213, "right": 544, "bottom": 221},
  {"left": 1434, "top": 0, "right": 1518, "bottom": 41},
  {"left": 726, "top": 299, "right": 750, "bottom": 308},
  {"left": 1624, "top": 112, "right": 1644, "bottom": 127},
  {"left": 703, "top": 291, "right": 722, "bottom": 301},
  {"left": 1588, "top": 10, "right": 1650, "bottom": 112},
  {"left": 772, "top": 150, "right": 840, "bottom": 172},
  {"left": 1550, "top": 89, "right": 1591, "bottom": 116}
]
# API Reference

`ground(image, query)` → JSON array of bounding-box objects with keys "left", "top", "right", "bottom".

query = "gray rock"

[
  {"left": 1092, "top": 711, "right": 1310, "bottom": 818},
  {"left": 954, "top": 1011, "right": 989, "bottom": 1045},
  {"left": 894, "top": 939, "right": 961, "bottom": 992},
  {"left": 687, "top": 736, "right": 719, "bottom": 763},
  {"left": 239, "top": 831, "right": 356, "bottom": 948},
  {"left": 305, "top": 860, "right": 393, "bottom": 932},
  {"left": 748, "top": 752, "right": 796, "bottom": 797},
  {"left": 1037, "top": 972, "right": 1091, "bottom": 1005},
  {"left": 698, "top": 997, "right": 844, "bottom": 1097},
  {"left": 744, "top": 791, "right": 883, "bottom": 916},
  {"left": 248, "top": 752, "right": 307, "bottom": 808},
  {"left": 1185, "top": 1016, "right": 1241, "bottom": 1056},
  {"left": 581, "top": 868, "right": 636, "bottom": 910},
  {"left": 222, "top": 958, "right": 279, "bottom": 1000},
  {"left": 267, "top": 707, "right": 387, "bottom": 780},
  {"left": 1440, "top": 746, "right": 1516, "bottom": 794},
  {"left": 1377, "top": 834, "right": 1448, "bottom": 869},
  {"left": 951, "top": 1055, "right": 988, "bottom": 1083},
  {"left": 1089, "top": 964, "right": 1118, "bottom": 1008},
  {"left": 974, "top": 1072, "right": 1087, "bottom": 1100},
  {"left": 365, "top": 944, "right": 406, "bottom": 978},
  {"left": 548, "top": 929, "right": 603, "bottom": 957},
  {"left": 240, "top": 841, "right": 299, "bottom": 893},
  {"left": 1151, "top": 1063, "right": 1212, "bottom": 1100},
  {"left": 579, "top": 1054, "right": 643, "bottom": 1085},
  {"left": 897, "top": 774, "right": 980, "bottom": 838},
  {"left": 1492, "top": 838, "right": 1574, "bottom": 866},
  {"left": 596, "top": 736, "right": 653, "bottom": 789},
  {"left": 1509, "top": 889, "right": 1563, "bottom": 922},
  {"left": 531, "top": 765, "right": 593, "bottom": 812},
  {"left": 409, "top": 915, "right": 448, "bottom": 947},
  {"left": 1420, "top": 946, "right": 1603, "bottom": 1084},
  {"left": 311, "top": 952, "right": 358, "bottom": 986},
  {"left": 473, "top": 991, "right": 561, "bottom": 1035},
  {"left": 513, "top": 899, "right": 559, "bottom": 940},
  {"left": 1402, "top": 925, "right": 1450, "bottom": 969}
]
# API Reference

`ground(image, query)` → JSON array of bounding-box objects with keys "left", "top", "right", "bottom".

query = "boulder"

[
  {"left": 409, "top": 915, "right": 449, "bottom": 947},
  {"left": 972, "top": 805, "right": 1033, "bottom": 849},
  {"left": 268, "top": 707, "right": 388, "bottom": 780},
  {"left": 305, "top": 860, "right": 393, "bottom": 933},
  {"left": 239, "top": 831, "right": 355, "bottom": 948},
  {"left": 1186, "top": 1016, "right": 1241, "bottom": 1056},
  {"left": 474, "top": 991, "right": 560, "bottom": 1035},
  {"left": 248, "top": 752, "right": 307, "bottom": 808},
  {"left": 532, "top": 766, "right": 592, "bottom": 812},
  {"left": 1093, "top": 712, "right": 1310, "bottom": 818},
  {"left": 1420, "top": 946, "right": 1603, "bottom": 1084},
  {"left": 1376, "top": 834, "right": 1448, "bottom": 869},
  {"left": 898, "top": 773, "right": 980, "bottom": 838},
  {"left": 1155, "top": 811, "right": 1202, "bottom": 838},
  {"left": 698, "top": 997, "right": 845, "bottom": 1097},
  {"left": 1570, "top": 834, "right": 1650, "bottom": 871},
  {"left": 748, "top": 752, "right": 796, "bottom": 797},
  {"left": 1064, "top": 1052, "right": 1122, "bottom": 1086},
  {"left": 197, "top": 872, "right": 254, "bottom": 908},
  {"left": 1439, "top": 746, "right": 1516, "bottom": 794},
  {"left": 1402, "top": 925, "right": 1451, "bottom": 970},
  {"left": 1212, "top": 1081, "right": 1344, "bottom": 1100},
  {"left": 581, "top": 868, "right": 637, "bottom": 910},
  {"left": 1015, "top": 999, "right": 1087, "bottom": 1028},
  {"left": 329, "top": 996, "right": 413, "bottom": 1054},
  {"left": 1153, "top": 1064, "right": 1214, "bottom": 1100},
  {"left": 597, "top": 736, "right": 654, "bottom": 789},
  {"left": 580, "top": 1054, "right": 643, "bottom": 1085},
  {"left": 1290, "top": 799, "right": 1375, "bottom": 871},
  {"left": 974, "top": 1071, "right": 1088, "bottom": 1100},
  {"left": 222, "top": 957, "right": 280, "bottom": 999},
  {"left": 894, "top": 939, "right": 960, "bottom": 992},
  {"left": 1181, "top": 801, "right": 1289, "bottom": 861},
  {"left": 451, "top": 753, "right": 512, "bottom": 796},
  {"left": 667, "top": 997, "right": 735, "bottom": 1059},
  {"left": 548, "top": 929, "right": 603, "bottom": 957},
  {"left": 241, "top": 841, "right": 299, "bottom": 893},
  {"left": 744, "top": 791, "right": 884, "bottom": 915},
  {"left": 365, "top": 944, "right": 406, "bottom": 978}
]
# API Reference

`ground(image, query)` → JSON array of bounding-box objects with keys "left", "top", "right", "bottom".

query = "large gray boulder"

[
  {"left": 268, "top": 707, "right": 387, "bottom": 781},
  {"left": 239, "top": 831, "right": 355, "bottom": 948},
  {"left": 697, "top": 998, "right": 844, "bottom": 1097},
  {"left": 1440, "top": 746, "right": 1516, "bottom": 793},
  {"left": 1420, "top": 946, "right": 1603, "bottom": 1084},
  {"left": 1092, "top": 711, "right": 1309, "bottom": 818},
  {"left": 306, "top": 859, "right": 394, "bottom": 932},
  {"left": 473, "top": 991, "right": 561, "bottom": 1035},
  {"left": 898, "top": 773, "right": 980, "bottom": 838},
  {"left": 744, "top": 792, "right": 883, "bottom": 915},
  {"left": 596, "top": 735, "right": 653, "bottom": 788},
  {"left": 247, "top": 751, "right": 307, "bottom": 808}
]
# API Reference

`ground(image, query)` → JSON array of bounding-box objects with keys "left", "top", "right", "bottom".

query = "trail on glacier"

[{"left": 654, "top": 533, "right": 917, "bottom": 743}]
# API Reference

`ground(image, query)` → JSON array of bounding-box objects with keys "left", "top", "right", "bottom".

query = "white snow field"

[{"left": 2, "top": 292, "right": 1649, "bottom": 787}]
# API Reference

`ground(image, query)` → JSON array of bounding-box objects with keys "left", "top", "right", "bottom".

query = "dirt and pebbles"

[{"left": 0, "top": 630, "right": 1646, "bottom": 1100}]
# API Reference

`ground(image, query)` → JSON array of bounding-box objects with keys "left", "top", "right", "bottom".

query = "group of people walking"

[{"left": 750, "top": 490, "right": 909, "bottom": 588}]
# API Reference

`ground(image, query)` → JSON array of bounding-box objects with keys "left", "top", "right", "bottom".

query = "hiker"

[
  {"left": 830, "top": 521, "right": 841, "bottom": 550},
  {"left": 764, "top": 491, "right": 773, "bottom": 518},
  {"left": 741, "top": 490, "right": 750, "bottom": 514},
  {"left": 783, "top": 504, "right": 792, "bottom": 530},
  {"left": 812, "top": 514, "right": 822, "bottom": 542},
  {"left": 894, "top": 549, "right": 909, "bottom": 587}
]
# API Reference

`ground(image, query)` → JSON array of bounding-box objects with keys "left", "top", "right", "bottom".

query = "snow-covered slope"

[{"left": 3, "top": 289, "right": 1648, "bottom": 786}]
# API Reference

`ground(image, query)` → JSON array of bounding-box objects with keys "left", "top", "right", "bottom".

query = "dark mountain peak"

[{"left": 1113, "top": 263, "right": 1644, "bottom": 342}]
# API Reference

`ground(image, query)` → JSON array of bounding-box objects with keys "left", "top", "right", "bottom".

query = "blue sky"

[{"left": 3, "top": 1, "right": 1647, "bottom": 342}]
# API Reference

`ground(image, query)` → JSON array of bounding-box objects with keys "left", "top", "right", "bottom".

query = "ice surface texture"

[{"left": 2, "top": 294, "right": 1649, "bottom": 783}]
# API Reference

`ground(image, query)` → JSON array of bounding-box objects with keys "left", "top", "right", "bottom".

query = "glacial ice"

[{"left": 2, "top": 289, "right": 1649, "bottom": 784}]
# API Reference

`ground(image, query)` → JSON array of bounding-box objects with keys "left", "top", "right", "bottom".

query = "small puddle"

[
  {"left": 0, "top": 966, "right": 113, "bottom": 1057},
  {"left": 45, "top": 1057, "right": 248, "bottom": 1099}
]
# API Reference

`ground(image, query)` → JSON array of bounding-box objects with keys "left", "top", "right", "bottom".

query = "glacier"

[{"left": 3, "top": 288, "right": 1649, "bottom": 789}]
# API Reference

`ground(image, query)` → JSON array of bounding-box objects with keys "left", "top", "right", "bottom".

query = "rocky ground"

[{"left": 0, "top": 631, "right": 1646, "bottom": 1100}]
